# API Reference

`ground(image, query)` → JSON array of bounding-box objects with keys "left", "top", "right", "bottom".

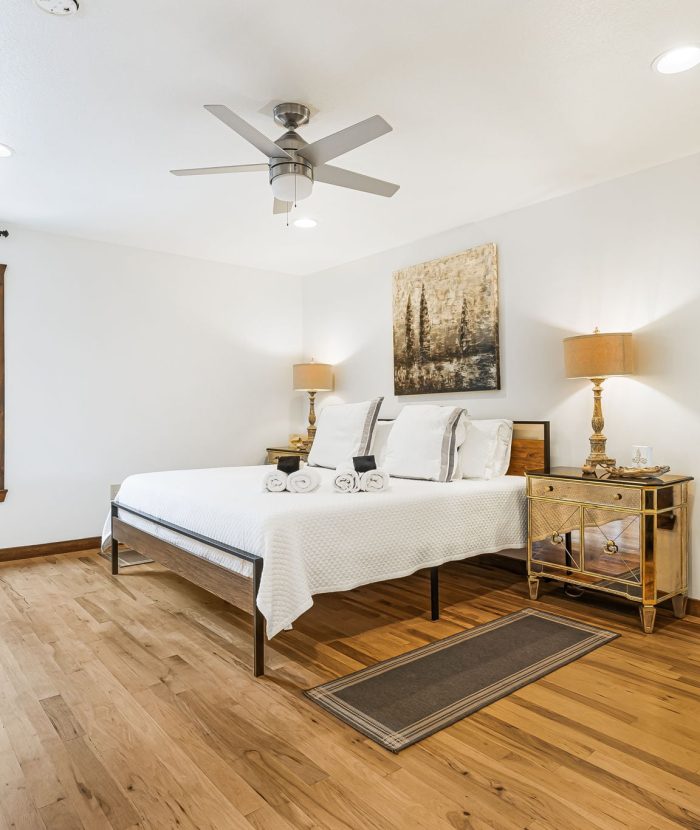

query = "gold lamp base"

[
  {"left": 290, "top": 390, "right": 322, "bottom": 452},
  {"left": 305, "top": 391, "right": 318, "bottom": 446},
  {"left": 581, "top": 378, "right": 615, "bottom": 474},
  {"left": 582, "top": 456, "right": 616, "bottom": 475}
]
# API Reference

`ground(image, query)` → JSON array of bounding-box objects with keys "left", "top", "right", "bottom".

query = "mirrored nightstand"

[{"left": 527, "top": 467, "right": 692, "bottom": 633}]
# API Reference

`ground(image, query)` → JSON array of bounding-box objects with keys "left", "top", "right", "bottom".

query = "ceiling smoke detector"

[{"left": 35, "top": 0, "right": 79, "bottom": 15}]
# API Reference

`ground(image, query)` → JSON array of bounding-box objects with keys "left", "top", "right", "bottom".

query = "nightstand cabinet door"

[
  {"left": 529, "top": 499, "right": 582, "bottom": 572},
  {"left": 581, "top": 506, "right": 642, "bottom": 595}
]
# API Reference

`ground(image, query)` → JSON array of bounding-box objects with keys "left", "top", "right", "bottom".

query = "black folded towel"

[
  {"left": 277, "top": 455, "right": 301, "bottom": 474},
  {"left": 353, "top": 455, "right": 377, "bottom": 473}
]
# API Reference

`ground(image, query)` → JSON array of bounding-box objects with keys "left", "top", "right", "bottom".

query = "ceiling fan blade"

[
  {"left": 298, "top": 115, "right": 392, "bottom": 166},
  {"left": 273, "top": 198, "right": 292, "bottom": 215},
  {"left": 170, "top": 163, "right": 268, "bottom": 176},
  {"left": 204, "top": 105, "right": 291, "bottom": 161},
  {"left": 314, "top": 164, "right": 399, "bottom": 197}
]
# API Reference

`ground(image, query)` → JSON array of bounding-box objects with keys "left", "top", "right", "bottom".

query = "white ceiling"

[{"left": 2, "top": 0, "right": 700, "bottom": 275}]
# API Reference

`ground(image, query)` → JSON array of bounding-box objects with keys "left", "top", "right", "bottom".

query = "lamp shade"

[
  {"left": 563, "top": 331, "right": 634, "bottom": 379},
  {"left": 293, "top": 362, "right": 333, "bottom": 391}
]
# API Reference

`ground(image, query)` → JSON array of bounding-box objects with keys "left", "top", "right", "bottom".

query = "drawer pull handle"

[
  {"left": 547, "top": 485, "right": 554, "bottom": 492},
  {"left": 551, "top": 532, "right": 564, "bottom": 545},
  {"left": 604, "top": 540, "right": 619, "bottom": 554},
  {"left": 614, "top": 493, "right": 623, "bottom": 500}
]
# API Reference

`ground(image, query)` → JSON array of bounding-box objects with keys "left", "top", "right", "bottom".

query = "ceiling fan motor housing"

[{"left": 269, "top": 127, "right": 314, "bottom": 201}]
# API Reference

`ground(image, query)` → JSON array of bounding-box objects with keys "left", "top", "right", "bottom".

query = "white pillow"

[
  {"left": 308, "top": 398, "right": 383, "bottom": 469},
  {"left": 370, "top": 420, "right": 394, "bottom": 467},
  {"left": 384, "top": 405, "right": 467, "bottom": 482},
  {"left": 460, "top": 419, "right": 513, "bottom": 479}
]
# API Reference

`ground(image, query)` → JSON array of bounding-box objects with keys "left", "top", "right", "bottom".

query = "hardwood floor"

[{"left": 0, "top": 550, "right": 698, "bottom": 830}]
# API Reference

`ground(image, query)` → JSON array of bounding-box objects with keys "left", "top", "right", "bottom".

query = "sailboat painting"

[{"left": 392, "top": 243, "right": 500, "bottom": 395}]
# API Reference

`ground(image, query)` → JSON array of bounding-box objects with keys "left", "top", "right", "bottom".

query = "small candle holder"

[{"left": 632, "top": 445, "right": 653, "bottom": 468}]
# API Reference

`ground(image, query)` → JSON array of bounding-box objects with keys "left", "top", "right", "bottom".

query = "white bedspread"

[{"left": 102, "top": 466, "right": 526, "bottom": 638}]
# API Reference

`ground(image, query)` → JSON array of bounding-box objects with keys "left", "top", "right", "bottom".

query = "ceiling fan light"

[
  {"left": 294, "top": 217, "right": 317, "bottom": 228},
  {"left": 270, "top": 172, "right": 313, "bottom": 202}
]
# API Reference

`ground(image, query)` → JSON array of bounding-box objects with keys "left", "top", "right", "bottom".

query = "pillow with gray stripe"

[
  {"left": 384, "top": 405, "right": 467, "bottom": 482},
  {"left": 308, "top": 398, "right": 383, "bottom": 470}
]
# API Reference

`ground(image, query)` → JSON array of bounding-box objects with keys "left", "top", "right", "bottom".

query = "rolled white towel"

[
  {"left": 333, "top": 465, "right": 360, "bottom": 494},
  {"left": 286, "top": 467, "right": 321, "bottom": 494},
  {"left": 263, "top": 469, "right": 288, "bottom": 493},
  {"left": 359, "top": 468, "right": 389, "bottom": 493}
]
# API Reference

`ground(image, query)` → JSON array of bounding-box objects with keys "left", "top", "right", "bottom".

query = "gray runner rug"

[{"left": 306, "top": 608, "right": 619, "bottom": 752}]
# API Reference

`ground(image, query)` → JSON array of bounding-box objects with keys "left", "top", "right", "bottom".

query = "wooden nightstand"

[
  {"left": 526, "top": 467, "right": 692, "bottom": 633},
  {"left": 265, "top": 446, "right": 309, "bottom": 465}
]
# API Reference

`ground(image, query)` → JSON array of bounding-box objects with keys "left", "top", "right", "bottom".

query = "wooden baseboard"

[
  {"left": 687, "top": 597, "right": 700, "bottom": 618},
  {"left": 0, "top": 537, "right": 101, "bottom": 563}
]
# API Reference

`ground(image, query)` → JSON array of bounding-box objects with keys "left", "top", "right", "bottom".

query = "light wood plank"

[{"left": 0, "top": 550, "right": 697, "bottom": 829}]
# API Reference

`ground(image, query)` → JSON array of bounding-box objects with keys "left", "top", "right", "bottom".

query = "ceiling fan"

[{"left": 170, "top": 102, "right": 399, "bottom": 215}]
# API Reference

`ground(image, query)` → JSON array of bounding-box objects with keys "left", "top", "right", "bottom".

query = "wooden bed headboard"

[{"left": 508, "top": 421, "right": 550, "bottom": 476}]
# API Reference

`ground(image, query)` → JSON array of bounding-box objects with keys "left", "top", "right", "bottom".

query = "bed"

[{"left": 105, "top": 420, "right": 550, "bottom": 676}]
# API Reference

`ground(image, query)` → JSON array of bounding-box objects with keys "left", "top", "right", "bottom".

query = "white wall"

[
  {"left": 0, "top": 228, "right": 302, "bottom": 548},
  {"left": 302, "top": 152, "right": 700, "bottom": 598},
  {"left": 3, "top": 155, "right": 699, "bottom": 595}
]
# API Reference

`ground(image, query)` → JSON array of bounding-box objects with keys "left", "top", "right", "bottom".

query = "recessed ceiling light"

[
  {"left": 652, "top": 45, "right": 700, "bottom": 74},
  {"left": 35, "top": 0, "right": 79, "bottom": 14},
  {"left": 0, "top": 144, "right": 14, "bottom": 158},
  {"left": 293, "top": 217, "right": 317, "bottom": 229}
]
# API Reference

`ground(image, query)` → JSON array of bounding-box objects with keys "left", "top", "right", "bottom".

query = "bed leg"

[
  {"left": 110, "top": 503, "right": 119, "bottom": 575},
  {"left": 430, "top": 566, "right": 440, "bottom": 621},
  {"left": 252, "top": 558, "right": 265, "bottom": 677}
]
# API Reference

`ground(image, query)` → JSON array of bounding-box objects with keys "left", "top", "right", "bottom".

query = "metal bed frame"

[{"left": 110, "top": 420, "right": 550, "bottom": 677}]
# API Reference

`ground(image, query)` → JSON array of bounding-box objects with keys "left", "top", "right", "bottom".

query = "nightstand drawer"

[
  {"left": 528, "top": 477, "right": 641, "bottom": 510},
  {"left": 266, "top": 448, "right": 309, "bottom": 465}
]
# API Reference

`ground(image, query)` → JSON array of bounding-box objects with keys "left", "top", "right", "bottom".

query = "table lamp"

[
  {"left": 563, "top": 329, "right": 634, "bottom": 473},
  {"left": 293, "top": 361, "right": 333, "bottom": 445}
]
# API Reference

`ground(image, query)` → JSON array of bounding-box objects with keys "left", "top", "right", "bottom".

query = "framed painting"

[{"left": 392, "top": 242, "right": 500, "bottom": 395}]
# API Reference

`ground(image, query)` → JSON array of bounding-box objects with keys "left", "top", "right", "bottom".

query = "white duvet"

[{"left": 102, "top": 465, "right": 527, "bottom": 638}]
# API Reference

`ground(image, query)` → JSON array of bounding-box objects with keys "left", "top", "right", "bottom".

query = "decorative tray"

[{"left": 599, "top": 465, "right": 670, "bottom": 479}]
